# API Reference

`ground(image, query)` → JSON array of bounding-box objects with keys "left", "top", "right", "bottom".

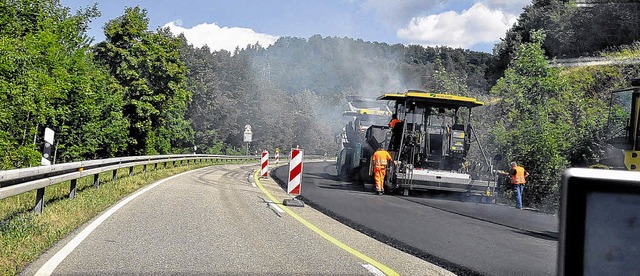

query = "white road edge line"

[
  {"left": 362, "top": 264, "right": 385, "bottom": 276},
  {"left": 267, "top": 202, "right": 285, "bottom": 213},
  {"left": 34, "top": 167, "right": 209, "bottom": 276}
]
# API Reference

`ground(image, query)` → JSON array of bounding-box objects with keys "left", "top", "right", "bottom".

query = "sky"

[{"left": 60, "top": 0, "right": 532, "bottom": 53}]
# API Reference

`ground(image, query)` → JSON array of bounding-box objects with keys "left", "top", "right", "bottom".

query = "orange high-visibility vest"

[
  {"left": 372, "top": 149, "right": 392, "bottom": 169},
  {"left": 511, "top": 166, "right": 527, "bottom": 184},
  {"left": 389, "top": 119, "right": 401, "bottom": 129}
]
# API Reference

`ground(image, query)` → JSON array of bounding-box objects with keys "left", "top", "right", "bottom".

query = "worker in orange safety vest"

[
  {"left": 372, "top": 146, "right": 393, "bottom": 195},
  {"left": 388, "top": 114, "right": 402, "bottom": 150},
  {"left": 498, "top": 161, "right": 529, "bottom": 209},
  {"left": 389, "top": 114, "right": 401, "bottom": 129}
]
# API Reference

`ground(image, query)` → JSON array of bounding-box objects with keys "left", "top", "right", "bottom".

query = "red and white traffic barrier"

[
  {"left": 287, "top": 148, "right": 303, "bottom": 196},
  {"left": 261, "top": 150, "right": 269, "bottom": 178},
  {"left": 275, "top": 151, "right": 279, "bottom": 164}
]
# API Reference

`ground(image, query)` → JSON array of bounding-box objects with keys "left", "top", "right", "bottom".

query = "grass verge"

[{"left": 0, "top": 159, "right": 248, "bottom": 275}]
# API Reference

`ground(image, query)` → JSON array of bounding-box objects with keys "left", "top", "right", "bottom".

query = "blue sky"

[{"left": 61, "top": 0, "right": 532, "bottom": 53}]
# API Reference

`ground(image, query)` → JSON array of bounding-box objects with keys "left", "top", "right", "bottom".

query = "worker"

[
  {"left": 372, "top": 146, "right": 393, "bottom": 195},
  {"left": 499, "top": 162, "right": 530, "bottom": 209},
  {"left": 389, "top": 114, "right": 401, "bottom": 129},
  {"left": 388, "top": 114, "right": 402, "bottom": 150}
]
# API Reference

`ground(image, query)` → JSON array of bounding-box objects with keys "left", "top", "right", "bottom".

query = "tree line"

[
  {"left": 0, "top": 0, "right": 492, "bottom": 169},
  {"left": 3, "top": 0, "right": 639, "bottom": 210}
]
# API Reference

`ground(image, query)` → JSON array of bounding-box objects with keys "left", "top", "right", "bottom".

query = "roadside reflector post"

[
  {"left": 34, "top": 127, "right": 54, "bottom": 213},
  {"left": 283, "top": 148, "right": 304, "bottom": 207},
  {"left": 275, "top": 148, "right": 280, "bottom": 164},
  {"left": 261, "top": 150, "right": 269, "bottom": 178}
]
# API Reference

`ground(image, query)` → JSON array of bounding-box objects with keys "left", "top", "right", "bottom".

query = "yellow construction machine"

[{"left": 595, "top": 78, "right": 640, "bottom": 170}]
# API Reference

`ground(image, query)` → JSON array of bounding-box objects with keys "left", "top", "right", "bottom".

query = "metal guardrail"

[
  {"left": 0, "top": 154, "right": 258, "bottom": 212},
  {"left": 550, "top": 57, "right": 640, "bottom": 68}
]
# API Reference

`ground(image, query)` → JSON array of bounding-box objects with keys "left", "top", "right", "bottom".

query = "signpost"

[{"left": 243, "top": 125, "right": 252, "bottom": 155}]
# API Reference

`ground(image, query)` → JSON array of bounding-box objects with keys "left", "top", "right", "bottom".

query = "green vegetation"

[
  {"left": 487, "top": 30, "right": 640, "bottom": 209},
  {"left": 490, "top": 0, "right": 640, "bottom": 82}
]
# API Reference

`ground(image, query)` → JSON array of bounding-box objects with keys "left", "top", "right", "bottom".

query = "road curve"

[
  {"left": 22, "top": 163, "right": 451, "bottom": 275},
  {"left": 272, "top": 161, "right": 558, "bottom": 276}
]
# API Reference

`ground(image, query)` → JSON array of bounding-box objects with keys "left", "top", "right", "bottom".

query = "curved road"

[
  {"left": 23, "top": 163, "right": 449, "bottom": 275},
  {"left": 272, "top": 161, "right": 558, "bottom": 276}
]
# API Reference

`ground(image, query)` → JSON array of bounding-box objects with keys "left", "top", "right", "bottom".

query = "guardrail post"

[
  {"left": 69, "top": 179, "right": 77, "bottom": 199},
  {"left": 94, "top": 174, "right": 100, "bottom": 188},
  {"left": 143, "top": 164, "right": 147, "bottom": 174},
  {"left": 173, "top": 161, "right": 176, "bottom": 167},
  {"left": 154, "top": 163, "right": 158, "bottom": 171},
  {"left": 112, "top": 169, "right": 117, "bottom": 181},
  {"left": 34, "top": 188, "right": 45, "bottom": 213},
  {"left": 129, "top": 166, "right": 134, "bottom": 176}
]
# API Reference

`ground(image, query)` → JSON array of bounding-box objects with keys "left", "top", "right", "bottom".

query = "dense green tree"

[
  {"left": 94, "top": 7, "right": 192, "bottom": 155},
  {"left": 490, "top": 30, "right": 614, "bottom": 207},
  {"left": 489, "top": 0, "right": 640, "bottom": 83},
  {"left": 0, "top": 0, "right": 129, "bottom": 168}
]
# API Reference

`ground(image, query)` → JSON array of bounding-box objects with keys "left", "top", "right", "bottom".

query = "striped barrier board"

[
  {"left": 287, "top": 148, "right": 303, "bottom": 196},
  {"left": 261, "top": 150, "right": 269, "bottom": 178}
]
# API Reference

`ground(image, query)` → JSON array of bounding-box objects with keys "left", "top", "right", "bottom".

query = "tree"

[
  {"left": 0, "top": 0, "right": 129, "bottom": 168},
  {"left": 94, "top": 7, "right": 192, "bottom": 155},
  {"left": 490, "top": 30, "right": 611, "bottom": 207},
  {"left": 491, "top": 30, "right": 572, "bottom": 206}
]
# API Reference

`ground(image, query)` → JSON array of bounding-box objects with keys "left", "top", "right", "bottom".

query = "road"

[
  {"left": 23, "top": 163, "right": 450, "bottom": 275},
  {"left": 272, "top": 161, "right": 559, "bottom": 276}
]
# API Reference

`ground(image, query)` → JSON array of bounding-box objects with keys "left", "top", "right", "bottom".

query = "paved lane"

[
  {"left": 272, "top": 161, "right": 558, "bottom": 276},
  {"left": 24, "top": 164, "right": 450, "bottom": 275}
]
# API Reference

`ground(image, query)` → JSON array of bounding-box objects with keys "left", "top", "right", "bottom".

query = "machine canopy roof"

[{"left": 377, "top": 90, "right": 484, "bottom": 108}]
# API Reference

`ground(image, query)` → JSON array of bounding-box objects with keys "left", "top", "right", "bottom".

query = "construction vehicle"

[
  {"left": 373, "top": 90, "right": 497, "bottom": 198},
  {"left": 594, "top": 78, "right": 640, "bottom": 170},
  {"left": 336, "top": 96, "right": 392, "bottom": 180}
]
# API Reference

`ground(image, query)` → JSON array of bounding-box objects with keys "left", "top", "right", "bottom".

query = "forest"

[{"left": 2, "top": 0, "right": 640, "bottom": 207}]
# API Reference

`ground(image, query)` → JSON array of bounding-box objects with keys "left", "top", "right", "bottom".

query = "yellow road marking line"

[{"left": 253, "top": 170, "right": 399, "bottom": 276}]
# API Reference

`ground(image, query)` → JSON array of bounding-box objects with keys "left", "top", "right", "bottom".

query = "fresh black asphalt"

[{"left": 272, "top": 161, "right": 559, "bottom": 276}]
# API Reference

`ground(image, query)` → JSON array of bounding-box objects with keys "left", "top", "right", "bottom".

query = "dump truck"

[{"left": 336, "top": 96, "right": 391, "bottom": 180}]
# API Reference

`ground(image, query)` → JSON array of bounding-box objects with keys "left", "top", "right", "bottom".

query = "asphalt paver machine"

[{"left": 378, "top": 90, "right": 497, "bottom": 198}]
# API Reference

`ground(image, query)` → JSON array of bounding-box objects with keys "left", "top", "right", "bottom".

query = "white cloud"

[
  {"left": 164, "top": 21, "right": 279, "bottom": 52},
  {"left": 481, "top": 0, "right": 531, "bottom": 14},
  {"left": 396, "top": 2, "right": 518, "bottom": 49}
]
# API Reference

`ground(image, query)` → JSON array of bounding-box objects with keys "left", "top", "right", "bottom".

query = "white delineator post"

[
  {"left": 287, "top": 148, "right": 303, "bottom": 196},
  {"left": 261, "top": 150, "right": 269, "bottom": 178},
  {"left": 35, "top": 128, "right": 55, "bottom": 213}
]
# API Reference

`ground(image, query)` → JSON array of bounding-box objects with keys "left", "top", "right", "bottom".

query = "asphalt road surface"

[
  {"left": 272, "top": 161, "right": 559, "bottom": 276},
  {"left": 23, "top": 163, "right": 451, "bottom": 275}
]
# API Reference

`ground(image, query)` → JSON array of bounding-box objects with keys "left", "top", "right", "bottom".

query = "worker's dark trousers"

[{"left": 514, "top": 184, "right": 524, "bottom": 209}]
